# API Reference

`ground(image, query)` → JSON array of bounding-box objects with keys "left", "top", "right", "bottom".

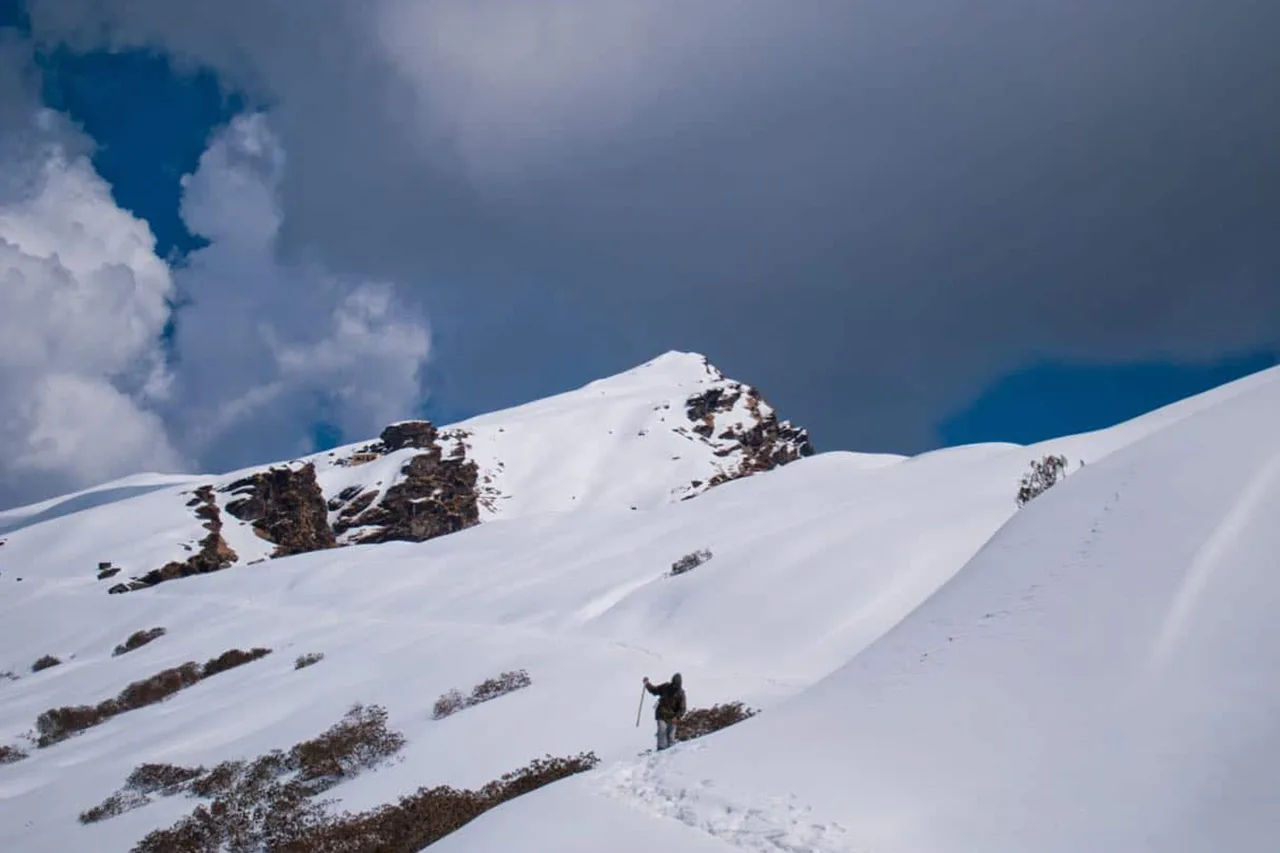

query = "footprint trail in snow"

[{"left": 596, "top": 745, "right": 864, "bottom": 853}]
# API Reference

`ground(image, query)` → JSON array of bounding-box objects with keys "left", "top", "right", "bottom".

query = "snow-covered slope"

[
  {"left": 0, "top": 351, "right": 815, "bottom": 594},
  {"left": 433, "top": 365, "right": 1280, "bottom": 853},
  {"left": 1, "top": 356, "right": 1278, "bottom": 852}
]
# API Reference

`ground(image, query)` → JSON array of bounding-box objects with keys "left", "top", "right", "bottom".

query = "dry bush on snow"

[
  {"left": 113, "top": 627, "right": 167, "bottom": 657},
  {"left": 116, "top": 662, "right": 203, "bottom": 711},
  {"left": 36, "top": 704, "right": 113, "bottom": 747},
  {"left": 80, "top": 763, "right": 206, "bottom": 823},
  {"left": 127, "top": 762, "right": 206, "bottom": 795},
  {"left": 432, "top": 669, "right": 532, "bottom": 720},
  {"left": 0, "top": 744, "right": 28, "bottom": 764},
  {"left": 670, "top": 548, "right": 713, "bottom": 576},
  {"left": 290, "top": 704, "right": 406, "bottom": 793},
  {"left": 432, "top": 688, "right": 466, "bottom": 720},
  {"left": 119, "top": 704, "right": 405, "bottom": 852},
  {"left": 294, "top": 652, "right": 325, "bottom": 670},
  {"left": 275, "top": 751, "right": 600, "bottom": 853},
  {"left": 675, "top": 702, "right": 759, "bottom": 742},
  {"left": 31, "top": 654, "right": 62, "bottom": 672},
  {"left": 91, "top": 702, "right": 597, "bottom": 853},
  {"left": 1016, "top": 454, "right": 1069, "bottom": 507},
  {"left": 36, "top": 649, "right": 273, "bottom": 747},
  {"left": 469, "top": 669, "right": 532, "bottom": 704},
  {"left": 201, "top": 647, "right": 272, "bottom": 678},
  {"left": 1, "top": 670, "right": 19, "bottom": 682},
  {"left": 79, "top": 790, "right": 149, "bottom": 824}
]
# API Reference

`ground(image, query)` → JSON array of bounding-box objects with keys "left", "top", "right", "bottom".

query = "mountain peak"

[{"left": 24, "top": 351, "right": 812, "bottom": 596}]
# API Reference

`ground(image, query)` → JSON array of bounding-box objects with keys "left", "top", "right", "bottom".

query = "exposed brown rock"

[
  {"left": 376, "top": 421, "right": 439, "bottom": 453},
  {"left": 684, "top": 384, "right": 813, "bottom": 493},
  {"left": 223, "top": 464, "right": 336, "bottom": 557},
  {"left": 337, "top": 422, "right": 481, "bottom": 544},
  {"left": 116, "top": 486, "right": 239, "bottom": 594},
  {"left": 332, "top": 490, "right": 379, "bottom": 536}
]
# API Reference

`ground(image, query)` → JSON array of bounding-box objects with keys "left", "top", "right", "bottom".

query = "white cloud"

[
  {"left": 0, "top": 91, "right": 431, "bottom": 508},
  {"left": 0, "top": 107, "right": 185, "bottom": 505},
  {"left": 160, "top": 112, "right": 433, "bottom": 470}
]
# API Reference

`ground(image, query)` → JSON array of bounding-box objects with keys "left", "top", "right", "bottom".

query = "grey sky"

[{"left": 24, "top": 0, "right": 1280, "bottom": 451}]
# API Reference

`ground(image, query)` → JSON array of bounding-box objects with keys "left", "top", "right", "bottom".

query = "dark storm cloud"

[{"left": 25, "top": 0, "right": 1280, "bottom": 451}]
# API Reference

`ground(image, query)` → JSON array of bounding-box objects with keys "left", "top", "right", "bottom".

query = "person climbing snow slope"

[{"left": 643, "top": 673, "right": 686, "bottom": 751}]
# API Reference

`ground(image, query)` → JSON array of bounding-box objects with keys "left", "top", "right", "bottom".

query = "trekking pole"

[{"left": 636, "top": 684, "right": 646, "bottom": 727}]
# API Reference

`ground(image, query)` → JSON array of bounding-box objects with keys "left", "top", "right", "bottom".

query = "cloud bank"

[{"left": 15, "top": 0, "right": 1280, "bottom": 458}]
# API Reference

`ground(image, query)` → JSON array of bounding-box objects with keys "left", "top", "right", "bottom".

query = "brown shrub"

[
  {"left": 31, "top": 654, "right": 62, "bottom": 672},
  {"left": 277, "top": 751, "right": 599, "bottom": 853},
  {"left": 117, "top": 663, "right": 203, "bottom": 711},
  {"left": 432, "top": 669, "right": 532, "bottom": 720},
  {"left": 675, "top": 702, "right": 759, "bottom": 742},
  {"left": 113, "top": 627, "right": 168, "bottom": 657},
  {"left": 476, "top": 752, "right": 599, "bottom": 803},
  {"left": 126, "top": 762, "right": 206, "bottom": 795},
  {"left": 36, "top": 704, "right": 111, "bottom": 747},
  {"left": 294, "top": 652, "right": 325, "bottom": 670},
  {"left": 188, "top": 760, "right": 246, "bottom": 798},
  {"left": 431, "top": 688, "right": 466, "bottom": 720},
  {"left": 0, "top": 744, "right": 28, "bottom": 764},
  {"left": 117, "top": 702, "right": 596, "bottom": 853},
  {"left": 1, "top": 669, "right": 18, "bottom": 682},
  {"left": 79, "top": 790, "right": 149, "bottom": 824},
  {"left": 290, "top": 704, "right": 406, "bottom": 792},
  {"left": 1016, "top": 453, "right": 1069, "bottom": 507},
  {"left": 670, "top": 547, "right": 713, "bottom": 576},
  {"left": 36, "top": 647, "right": 271, "bottom": 747},
  {"left": 469, "top": 669, "right": 532, "bottom": 704},
  {"left": 128, "top": 706, "right": 401, "bottom": 853},
  {"left": 201, "top": 647, "right": 272, "bottom": 679}
]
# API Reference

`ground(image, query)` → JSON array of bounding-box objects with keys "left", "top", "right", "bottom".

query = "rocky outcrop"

[
  {"left": 683, "top": 384, "right": 814, "bottom": 493},
  {"left": 223, "top": 464, "right": 336, "bottom": 557},
  {"left": 114, "top": 486, "right": 239, "bottom": 593},
  {"left": 337, "top": 423, "right": 481, "bottom": 544},
  {"left": 375, "top": 421, "right": 439, "bottom": 453}
]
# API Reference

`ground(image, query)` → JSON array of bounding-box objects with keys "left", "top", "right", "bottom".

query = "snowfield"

[{"left": 1, "top": 352, "right": 1278, "bottom": 852}]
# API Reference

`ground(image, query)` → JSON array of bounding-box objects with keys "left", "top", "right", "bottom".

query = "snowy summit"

[{"left": 1, "top": 352, "right": 1278, "bottom": 852}]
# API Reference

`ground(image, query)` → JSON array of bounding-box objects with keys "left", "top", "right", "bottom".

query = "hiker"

[{"left": 643, "top": 673, "right": 686, "bottom": 751}]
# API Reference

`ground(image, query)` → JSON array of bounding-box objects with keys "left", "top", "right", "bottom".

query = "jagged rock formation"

[
  {"left": 110, "top": 486, "right": 239, "bottom": 594},
  {"left": 333, "top": 423, "right": 481, "bottom": 544},
  {"left": 682, "top": 384, "right": 814, "bottom": 493},
  {"left": 223, "top": 464, "right": 337, "bottom": 557}
]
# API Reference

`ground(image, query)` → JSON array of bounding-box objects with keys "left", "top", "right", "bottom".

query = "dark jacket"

[{"left": 646, "top": 673, "right": 686, "bottom": 722}]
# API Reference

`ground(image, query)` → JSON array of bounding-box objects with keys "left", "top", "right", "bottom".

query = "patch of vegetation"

[
  {"left": 35, "top": 648, "right": 273, "bottom": 747},
  {"left": 675, "top": 701, "right": 759, "bottom": 742},
  {"left": 31, "top": 654, "right": 62, "bottom": 673},
  {"left": 670, "top": 547, "right": 713, "bottom": 576},
  {"left": 0, "top": 744, "right": 28, "bottom": 764},
  {"left": 290, "top": 704, "right": 406, "bottom": 793},
  {"left": 80, "top": 763, "right": 207, "bottom": 823},
  {"left": 276, "top": 752, "right": 600, "bottom": 853},
  {"left": 113, "top": 627, "right": 167, "bottom": 657},
  {"left": 79, "top": 790, "right": 150, "bottom": 824},
  {"left": 294, "top": 652, "right": 325, "bottom": 670},
  {"left": 0, "top": 670, "right": 18, "bottom": 682},
  {"left": 76, "top": 704, "right": 399, "bottom": 851},
  {"left": 128, "top": 762, "right": 207, "bottom": 795},
  {"left": 432, "top": 669, "right": 532, "bottom": 720},
  {"left": 85, "top": 701, "right": 599, "bottom": 853},
  {"left": 201, "top": 647, "right": 272, "bottom": 678},
  {"left": 1016, "top": 454, "right": 1069, "bottom": 507}
]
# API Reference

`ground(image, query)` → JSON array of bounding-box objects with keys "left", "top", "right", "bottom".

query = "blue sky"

[{"left": 1, "top": 1, "right": 1277, "bottom": 507}]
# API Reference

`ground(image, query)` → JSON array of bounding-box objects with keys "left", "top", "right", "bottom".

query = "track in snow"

[{"left": 596, "top": 743, "right": 864, "bottom": 853}]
